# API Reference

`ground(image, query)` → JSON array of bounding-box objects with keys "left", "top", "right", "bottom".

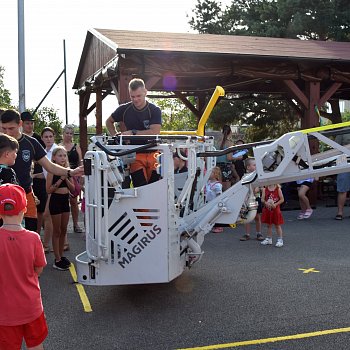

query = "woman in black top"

[{"left": 60, "top": 125, "right": 83, "bottom": 233}]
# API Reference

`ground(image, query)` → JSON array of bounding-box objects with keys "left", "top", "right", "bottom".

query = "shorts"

[
  {"left": 256, "top": 197, "right": 262, "bottom": 214},
  {"left": 130, "top": 152, "right": 159, "bottom": 183},
  {"left": 32, "top": 178, "right": 47, "bottom": 213},
  {"left": 24, "top": 191, "right": 37, "bottom": 219},
  {"left": 49, "top": 192, "right": 70, "bottom": 215},
  {"left": 217, "top": 163, "right": 233, "bottom": 182},
  {"left": 0, "top": 311, "right": 48, "bottom": 350},
  {"left": 297, "top": 181, "right": 313, "bottom": 189},
  {"left": 337, "top": 172, "right": 350, "bottom": 192}
]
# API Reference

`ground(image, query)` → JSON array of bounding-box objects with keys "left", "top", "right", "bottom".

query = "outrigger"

[{"left": 76, "top": 86, "right": 350, "bottom": 286}]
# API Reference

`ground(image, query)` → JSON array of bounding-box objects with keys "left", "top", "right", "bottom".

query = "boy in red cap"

[{"left": 0, "top": 184, "right": 48, "bottom": 350}]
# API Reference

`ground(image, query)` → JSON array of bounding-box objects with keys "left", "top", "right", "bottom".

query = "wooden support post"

[
  {"left": 79, "top": 91, "right": 90, "bottom": 156},
  {"left": 197, "top": 94, "right": 206, "bottom": 124},
  {"left": 95, "top": 89, "right": 103, "bottom": 135},
  {"left": 118, "top": 73, "right": 131, "bottom": 103},
  {"left": 305, "top": 81, "right": 320, "bottom": 207}
]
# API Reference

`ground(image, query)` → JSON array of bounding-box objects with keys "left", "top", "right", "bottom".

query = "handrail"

[{"left": 94, "top": 141, "right": 158, "bottom": 156}]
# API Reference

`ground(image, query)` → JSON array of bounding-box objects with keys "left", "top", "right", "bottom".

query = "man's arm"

[
  {"left": 38, "top": 156, "right": 84, "bottom": 177},
  {"left": 106, "top": 115, "right": 117, "bottom": 136}
]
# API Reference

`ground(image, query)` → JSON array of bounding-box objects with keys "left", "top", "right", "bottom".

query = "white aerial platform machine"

[{"left": 76, "top": 87, "right": 350, "bottom": 286}]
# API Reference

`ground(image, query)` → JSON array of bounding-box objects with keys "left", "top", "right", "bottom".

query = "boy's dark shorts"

[
  {"left": 256, "top": 197, "right": 262, "bottom": 214},
  {"left": 297, "top": 181, "right": 313, "bottom": 189}
]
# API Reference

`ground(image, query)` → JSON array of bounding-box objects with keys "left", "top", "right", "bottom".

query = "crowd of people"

[
  {"left": 0, "top": 77, "right": 349, "bottom": 349},
  {"left": 0, "top": 109, "right": 84, "bottom": 350}
]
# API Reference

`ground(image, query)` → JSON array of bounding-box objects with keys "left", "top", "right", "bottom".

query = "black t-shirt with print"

[
  {"left": 12, "top": 134, "right": 47, "bottom": 192},
  {"left": 111, "top": 101, "right": 162, "bottom": 145}
]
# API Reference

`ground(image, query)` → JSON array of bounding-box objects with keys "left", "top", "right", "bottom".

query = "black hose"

[{"left": 94, "top": 141, "right": 159, "bottom": 157}]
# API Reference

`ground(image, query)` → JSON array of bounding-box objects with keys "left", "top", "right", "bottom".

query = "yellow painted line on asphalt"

[
  {"left": 298, "top": 267, "right": 320, "bottom": 274},
  {"left": 177, "top": 327, "right": 350, "bottom": 349},
  {"left": 69, "top": 263, "right": 92, "bottom": 313}
]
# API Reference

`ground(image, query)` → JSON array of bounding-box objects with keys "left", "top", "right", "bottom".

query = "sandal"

[
  {"left": 335, "top": 215, "right": 343, "bottom": 220},
  {"left": 74, "top": 226, "right": 83, "bottom": 233},
  {"left": 297, "top": 212, "right": 305, "bottom": 220},
  {"left": 240, "top": 234, "right": 250, "bottom": 241},
  {"left": 64, "top": 244, "right": 70, "bottom": 251},
  {"left": 256, "top": 233, "right": 264, "bottom": 241},
  {"left": 303, "top": 209, "right": 313, "bottom": 219}
]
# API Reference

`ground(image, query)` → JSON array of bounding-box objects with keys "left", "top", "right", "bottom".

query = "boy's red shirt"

[{"left": 0, "top": 227, "right": 46, "bottom": 326}]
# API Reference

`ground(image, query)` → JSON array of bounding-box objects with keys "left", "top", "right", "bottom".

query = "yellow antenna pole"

[
  {"left": 160, "top": 86, "right": 225, "bottom": 136},
  {"left": 299, "top": 121, "right": 350, "bottom": 134},
  {"left": 196, "top": 86, "right": 225, "bottom": 136}
]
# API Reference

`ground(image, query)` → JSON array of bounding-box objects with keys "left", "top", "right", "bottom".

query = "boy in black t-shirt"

[
  {"left": 0, "top": 134, "right": 19, "bottom": 186},
  {"left": 0, "top": 134, "right": 20, "bottom": 226}
]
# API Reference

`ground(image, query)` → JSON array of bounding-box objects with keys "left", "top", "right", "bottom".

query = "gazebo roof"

[
  {"left": 73, "top": 29, "right": 350, "bottom": 101},
  {"left": 92, "top": 28, "right": 350, "bottom": 60},
  {"left": 74, "top": 29, "right": 350, "bottom": 156}
]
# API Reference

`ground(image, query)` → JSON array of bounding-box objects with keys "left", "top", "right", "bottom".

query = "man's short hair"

[
  {"left": 244, "top": 157, "right": 255, "bottom": 168},
  {"left": 129, "top": 78, "right": 145, "bottom": 91},
  {"left": 0, "top": 109, "right": 20, "bottom": 124},
  {"left": 0, "top": 134, "right": 19, "bottom": 157}
]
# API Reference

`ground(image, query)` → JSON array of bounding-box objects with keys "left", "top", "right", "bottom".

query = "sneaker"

[
  {"left": 240, "top": 234, "right": 250, "bottom": 241},
  {"left": 256, "top": 233, "right": 264, "bottom": 241},
  {"left": 303, "top": 209, "right": 313, "bottom": 219},
  {"left": 53, "top": 259, "right": 69, "bottom": 271},
  {"left": 61, "top": 256, "right": 71, "bottom": 267},
  {"left": 261, "top": 238, "right": 272, "bottom": 245},
  {"left": 275, "top": 239, "right": 284, "bottom": 248},
  {"left": 297, "top": 212, "right": 305, "bottom": 220}
]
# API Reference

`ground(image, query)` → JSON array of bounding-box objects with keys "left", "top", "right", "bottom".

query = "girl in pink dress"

[{"left": 260, "top": 184, "right": 284, "bottom": 247}]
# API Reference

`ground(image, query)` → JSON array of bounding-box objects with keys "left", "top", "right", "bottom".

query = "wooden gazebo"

[{"left": 73, "top": 29, "right": 350, "bottom": 154}]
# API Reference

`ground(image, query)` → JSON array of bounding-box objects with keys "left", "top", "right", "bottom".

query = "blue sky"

[{"left": 2, "top": 0, "right": 227, "bottom": 125}]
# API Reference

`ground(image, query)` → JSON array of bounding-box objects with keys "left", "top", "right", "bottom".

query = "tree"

[
  {"left": 342, "top": 109, "right": 350, "bottom": 122},
  {"left": 208, "top": 94, "right": 300, "bottom": 141},
  {"left": 149, "top": 96, "right": 198, "bottom": 131},
  {"left": 29, "top": 106, "right": 63, "bottom": 143},
  {"left": 190, "top": 0, "right": 350, "bottom": 40},
  {"left": 0, "top": 66, "right": 12, "bottom": 108},
  {"left": 189, "top": 0, "right": 350, "bottom": 140}
]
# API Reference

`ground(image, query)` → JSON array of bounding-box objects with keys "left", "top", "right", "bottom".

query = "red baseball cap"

[{"left": 0, "top": 184, "right": 27, "bottom": 216}]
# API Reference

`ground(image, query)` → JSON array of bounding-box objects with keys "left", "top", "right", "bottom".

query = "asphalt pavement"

[{"left": 38, "top": 204, "right": 350, "bottom": 350}]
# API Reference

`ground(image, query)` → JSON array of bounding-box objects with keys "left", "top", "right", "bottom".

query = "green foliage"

[
  {"left": 342, "top": 110, "right": 350, "bottom": 122},
  {"left": 149, "top": 96, "right": 198, "bottom": 131},
  {"left": 190, "top": 0, "right": 350, "bottom": 40},
  {"left": 189, "top": 0, "right": 350, "bottom": 140},
  {"left": 0, "top": 66, "right": 12, "bottom": 108},
  {"left": 28, "top": 106, "right": 63, "bottom": 143},
  {"left": 208, "top": 96, "right": 300, "bottom": 142}
]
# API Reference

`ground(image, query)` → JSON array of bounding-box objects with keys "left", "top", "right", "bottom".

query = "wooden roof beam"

[
  {"left": 319, "top": 82, "right": 343, "bottom": 106},
  {"left": 283, "top": 80, "right": 308, "bottom": 109},
  {"left": 174, "top": 91, "right": 201, "bottom": 118}
]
